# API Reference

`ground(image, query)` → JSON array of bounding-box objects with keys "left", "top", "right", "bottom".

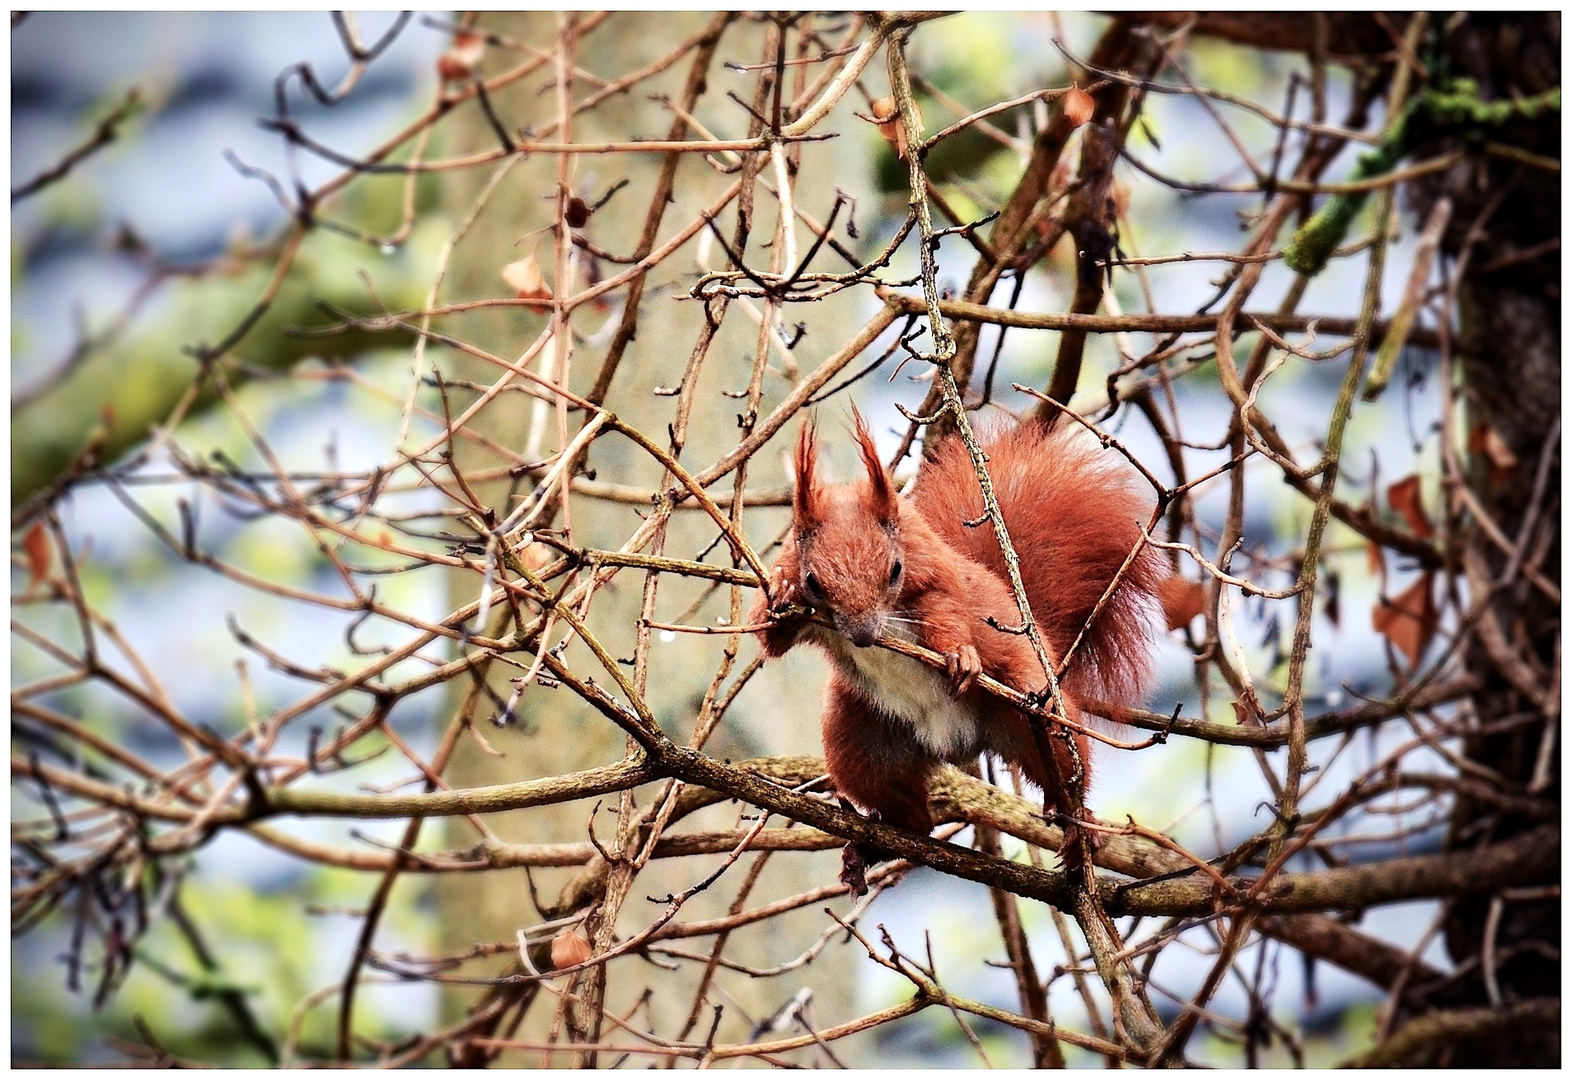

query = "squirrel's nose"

[{"left": 837, "top": 616, "right": 880, "bottom": 649}]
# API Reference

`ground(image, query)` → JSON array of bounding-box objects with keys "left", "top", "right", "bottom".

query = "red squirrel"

[{"left": 749, "top": 409, "right": 1166, "bottom": 892}]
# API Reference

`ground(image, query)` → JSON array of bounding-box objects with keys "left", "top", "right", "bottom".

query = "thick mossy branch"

[
  {"left": 1282, "top": 80, "right": 1560, "bottom": 277},
  {"left": 1342, "top": 998, "right": 1560, "bottom": 1068},
  {"left": 1421, "top": 78, "right": 1560, "bottom": 126},
  {"left": 1280, "top": 126, "right": 1407, "bottom": 276}
]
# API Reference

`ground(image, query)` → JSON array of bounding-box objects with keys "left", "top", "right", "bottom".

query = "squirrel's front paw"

[
  {"left": 766, "top": 572, "right": 806, "bottom": 617},
  {"left": 945, "top": 645, "right": 982, "bottom": 694},
  {"left": 753, "top": 574, "right": 801, "bottom": 627}
]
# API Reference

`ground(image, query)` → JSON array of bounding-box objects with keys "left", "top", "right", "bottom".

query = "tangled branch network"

[{"left": 11, "top": 11, "right": 1558, "bottom": 1068}]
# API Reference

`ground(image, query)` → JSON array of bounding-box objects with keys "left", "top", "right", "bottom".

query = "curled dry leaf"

[
  {"left": 550, "top": 928, "right": 593, "bottom": 970},
  {"left": 1229, "top": 698, "right": 1261, "bottom": 726},
  {"left": 1386, "top": 475, "right": 1433, "bottom": 539},
  {"left": 1372, "top": 571, "right": 1438, "bottom": 670},
  {"left": 437, "top": 30, "right": 486, "bottom": 83},
  {"left": 519, "top": 540, "right": 554, "bottom": 572},
  {"left": 1366, "top": 539, "right": 1387, "bottom": 579},
  {"left": 1468, "top": 423, "right": 1521, "bottom": 487},
  {"left": 502, "top": 253, "right": 554, "bottom": 306},
  {"left": 1061, "top": 83, "right": 1095, "bottom": 128},
  {"left": 869, "top": 95, "right": 921, "bottom": 160},
  {"left": 23, "top": 521, "right": 51, "bottom": 589}
]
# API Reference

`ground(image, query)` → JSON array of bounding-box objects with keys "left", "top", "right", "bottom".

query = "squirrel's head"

[{"left": 790, "top": 409, "right": 905, "bottom": 648}]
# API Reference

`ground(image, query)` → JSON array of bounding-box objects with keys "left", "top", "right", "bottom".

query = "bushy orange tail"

[{"left": 908, "top": 419, "right": 1166, "bottom": 708}]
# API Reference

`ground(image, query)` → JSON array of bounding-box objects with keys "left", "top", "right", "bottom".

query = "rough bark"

[{"left": 1162, "top": 11, "right": 1561, "bottom": 1066}]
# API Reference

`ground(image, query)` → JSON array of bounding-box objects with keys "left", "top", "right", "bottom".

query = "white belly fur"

[{"left": 837, "top": 640, "right": 984, "bottom": 760}]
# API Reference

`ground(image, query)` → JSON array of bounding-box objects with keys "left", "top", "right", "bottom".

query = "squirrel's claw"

[
  {"left": 946, "top": 645, "right": 982, "bottom": 694},
  {"left": 764, "top": 578, "right": 808, "bottom": 622},
  {"left": 836, "top": 800, "right": 880, "bottom": 896},
  {"left": 839, "top": 843, "right": 870, "bottom": 896},
  {"left": 767, "top": 571, "right": 799, "bottom": 613}
]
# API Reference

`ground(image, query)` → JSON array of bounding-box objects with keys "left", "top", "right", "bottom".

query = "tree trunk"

[
  {"left": 432, "top": 12, "right": 862, "bottom": 1064},
  {"left": 1396, "top": 14, "right": 1560, "bottom": 1068},
  {"left": 1142, "top": 11, "right": 1560, "bottom": 1066}
]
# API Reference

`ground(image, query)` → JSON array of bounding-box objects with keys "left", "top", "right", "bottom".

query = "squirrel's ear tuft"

[
  {"left": 851, "top": 406, "right": 898, "bottom": 526},
  {"left": 792, "top": 418, "right": 823, "bottom": 530}
]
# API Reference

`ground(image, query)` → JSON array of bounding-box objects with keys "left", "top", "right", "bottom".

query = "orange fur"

[
  {"left": 750, "top": 413, "right": 1164, "bottom": 878},
  {"left": 911, "top": 418, "right": 1166, "bottom": 707}
]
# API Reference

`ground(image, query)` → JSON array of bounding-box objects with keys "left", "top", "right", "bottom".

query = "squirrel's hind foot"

[{"left": 839, "top": 842, "right": 871, "bottom": 897}]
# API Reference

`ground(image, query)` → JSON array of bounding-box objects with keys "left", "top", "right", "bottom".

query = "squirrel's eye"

[
  {"left": 804, "top": 572, "right": 823, "bottom": 598},
  {"left": 889, "top": 560, "right": 903, "bottom": 585}
]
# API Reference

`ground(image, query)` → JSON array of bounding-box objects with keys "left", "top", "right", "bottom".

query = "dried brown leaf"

[
  {"left": 868, "top": 95, "right": 921, "bottom": 160},
  {"left": 520, "top": 541, "right": 554, "bottom": 572},
  {"left": 22, "top": 521, "right": 51, "bottom": 588},
  {"left": 1230, "top": 690, "right": 1263, "bottom": 726},
  {"left": 550, "top": 929, "right": 592, "bottom": 970},
  {"left": 1366, "top": 538, "right": 1387, "bottom": 580},
  {"left": 1061, "top": 84, "right": 1095, "bottom": 128},
  {"left": 1468, "top": 423, "right": 1520, "bottom": 487},
  {"left": 437, "top": 30, "right": 486, "bottom": 82},
  {"left": 1372, "top": 571, "right": 1437, "bottom": 670},
  {"left": 1386, "top": 475, "right": 1433, "bottom": 539},
  {"left": 502, "top": 253, "right": 554, "bottom": 306}
]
